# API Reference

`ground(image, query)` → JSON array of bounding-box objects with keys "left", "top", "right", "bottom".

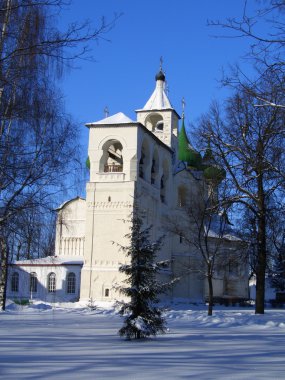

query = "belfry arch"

[
  {"left": 99, "top": 139, "right": 123, "bottom": 173},
  {"left": 145, "top": 113, "right": 164, "bottom": 132}
]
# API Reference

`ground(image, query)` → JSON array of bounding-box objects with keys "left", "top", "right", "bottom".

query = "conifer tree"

[
  {"left": 270, "top": 252, "right": 285, "bottom": 293},
  {"left": 115, "top": 205, "right": 170, "bottom": 340}
]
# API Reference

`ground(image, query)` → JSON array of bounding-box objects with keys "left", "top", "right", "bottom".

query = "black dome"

[{"left": 155, "top": 70, "right": 165, "bottom": 81}]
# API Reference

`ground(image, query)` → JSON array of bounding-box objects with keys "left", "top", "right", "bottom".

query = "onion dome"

[
  {"left": 155, "top": 70, "right": 165, "bottom": 81},
  {"left": 178, "top": 117, "right": 202, "bottom": 169},
  {"left": 86, "top": 156, "right": 90, "bottom": 170},
  {"left": 202, "top": 141, "right": 215, "bottom": 167},
  {"left": 202, "top": 143, "right": 226, "bottom": 183},
  {"left": 203, "top": 165, "right": 226, "bottom": 183}
]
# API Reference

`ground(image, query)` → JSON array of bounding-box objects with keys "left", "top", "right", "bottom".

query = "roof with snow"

[
  {"left": 86, "top": 112, "right": 135, "bottom": 126},
  {"left": 206, "top": 215, "right": 241, "bottom": 242},
  {"left": 138, "top": 71, "right": 172, "bottom": 111},
  {"left": 12, "top": 256, "right": 84, "bottom": 266},
  {"left": 56, "top": 196, "right": 85, "bottom": 212}
]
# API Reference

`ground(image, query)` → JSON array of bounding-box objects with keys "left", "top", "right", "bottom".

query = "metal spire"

[
  {"left": 182, "top": 97, "right": 186, "bottom": 118},
  {"left": 160, "top": 56, "right": 163, "bottom": 71},
  {"left": 104, "top": 106, "right": 109, "bottom": 118}
]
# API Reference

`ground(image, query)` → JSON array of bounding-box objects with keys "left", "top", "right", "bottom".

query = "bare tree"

[
  {"left": 167, "top": 174, "right": 243, "bottom": 316},
  {"left": 199, "top": 81, "right": 285, "bottom": 314},
  {"left": 208, "top": 0, "right": 285, "bottom": 107},
  {"left": 0, "top": 0, "right": 119, "bottom": 310}
]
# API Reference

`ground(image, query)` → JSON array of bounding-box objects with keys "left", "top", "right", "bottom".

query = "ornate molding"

[{"left": 87, "top": 201, "right": 132, "bottom": 210}]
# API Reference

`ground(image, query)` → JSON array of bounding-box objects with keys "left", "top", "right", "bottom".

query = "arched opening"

[
  {"left": 104, "top": 288, "right": 110, "bottom": 297},
  {"left": 99, "top": 140, "right": 123, "bottom": 173},
  {"left": 160, "top": 160, "right": 169, "bottom": 203},
  {"left": 48, "top": 272, "right": 56, "bottom": 293},
  {"left": 145, "top": 113, "right": 164, "bottom": 133},
  {"left": 67, "top": 272, "right": 76, "bottom": 294},
  {"left": 11, "top": 272, "right": 19, "bottom": 292},
  {"left": 151, "top": 149, "right": 159, "bottom": 185},
  {"left": 139, "top": 139, "right": 150, "bottom": 180},
  {"left": 178, "top": 186, "right": 187, "bottom": 207},
  {"left": 156, "top": 120, "right": 164, "bottom": 131},
  {"left": 30, "top": 272, "right": 38, "bottom": 293}
]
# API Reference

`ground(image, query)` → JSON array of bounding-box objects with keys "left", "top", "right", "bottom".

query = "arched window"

[
  {"left": 145, "top": 113, "right": 163, "bottom": 133},
  {"left": 178, "top": 186, "right": 187, "bottom": 207},
  {"left": 104, "top": 288, "right": 110, "bottom": 297},
  {"left": 155, "top": 120, "right": 164, "bottom": 131},
  {"left": 67, "top": 272, "right": 76, "bottom": 294},
  {"left": 139, "top": 139, "right": 150, "bottom": 181},
  {"left": 160, "top": 160, "right": 169, "bottom": 204},
  {"left": 151, "top": 150, "right": 159, "bottom": 185},
  {"left": 11, "top": 272, "right": 19, "bottom": 292},
  {"left": 139, "top": 151, "right": 145, "bottom": 178},
  {"left": 48, "top": 272, "right": 56, "bottom": 293},
  {"left": 30, "top": 272, "right": 38, "bottom": 293},
  {"left": 160, "top": 175, "right": 165, "bottom": 203},
  {"left": 100, "top": 140, "right": 123, "bottom": 173}
]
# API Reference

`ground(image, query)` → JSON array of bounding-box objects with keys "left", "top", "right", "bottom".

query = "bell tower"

[{"left": 136, "top": 65, "right": 180, "bottom": 149}]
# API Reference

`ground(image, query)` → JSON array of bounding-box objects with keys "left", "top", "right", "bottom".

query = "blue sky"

[{"left": 60, "top": 0, "right": 256, "bottom": 150}]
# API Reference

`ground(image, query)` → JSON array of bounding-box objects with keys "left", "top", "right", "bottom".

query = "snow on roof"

[
  {"left": 86, "top": 112, "right": 135, "bottom": 126},
  {"left": 12, "top": 256, "right": 84, "bottom": 266},
  {"left": 56, "top": 196, "right": 85, "bottom": 211},
  {"left": 140, "top": 78, "right": 172, "bottom": 111},
  {"left": 206, "top": 215, "right": 241, "bottom": 242}
]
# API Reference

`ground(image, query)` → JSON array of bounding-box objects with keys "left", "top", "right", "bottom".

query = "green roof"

[{"left": 178, "top": 118, "right": 202, "bottom": 168}]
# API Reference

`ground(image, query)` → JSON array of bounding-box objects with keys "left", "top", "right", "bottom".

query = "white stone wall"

[
  {"left": 7, "top": 263, "right": 82, "bottom": 302},
  {"left": 55, "top": 198, "right": 86, "bottom": 257}
]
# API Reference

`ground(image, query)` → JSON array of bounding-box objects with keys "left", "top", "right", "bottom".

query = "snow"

[
  {"left": 141, "top": 79, "right": 172, "bottom": 111},
  {"left": 86, "top": 112, "right": 134, "bottom": 125},
  {"left": 1, "top": 300, "right": 285, "bottom": 379},
  {"left": 13, "top": 255, "right": 84, "bottom": 265}
]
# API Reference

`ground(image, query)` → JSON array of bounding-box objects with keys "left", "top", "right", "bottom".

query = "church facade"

[{"left": 6, "top": 69, "right": 249, "bottom": 304}]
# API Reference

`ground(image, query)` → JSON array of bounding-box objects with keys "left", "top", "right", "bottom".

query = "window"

[
  {"left": 67, "top": 272, "right": 76, "bottom": 294},
  {"left": 139, "top": 152, "right": 145, "bottom": 179},
  {"left": 100, "top": 140, "right": 123, "bottom": 173},
  {"left": 11, "top": 272, "right": 19, "bottom": 292},
  {"left": 178, "top": 186, "right": 187, "bottom": 207},
  {"left": 108, "top": 196, "right": 111, "bottom": 202},
  {"left": 229, "top": 261, "right": 238, "bottom": 276},
  {"left": 155, "top": 121, "right": 164, "bottom": 131},
  {"left": 104, "top": 288, "right": 110, "bottom": 297},
  {"left": 48, "top": 272, "right": 56, "bottom": 293},
  {"left": 160, "top": 174, "right": 166, "bottom": 203},
  {"left": 179, "top": 233, "right": 184, "bottom": 244},
  {"left": 30, "top": 273, "right": 38, "bottom": 293}
]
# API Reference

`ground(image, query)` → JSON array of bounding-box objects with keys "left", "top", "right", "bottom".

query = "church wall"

[
  {"left": 55, "top": 198, "right": 86, "bottom": 257},
  {"left": 7, "top": 263, "right": 82, "bottom": 302},
  {"left": 80, "top": 124, "right": 139, "bottom": 301}
]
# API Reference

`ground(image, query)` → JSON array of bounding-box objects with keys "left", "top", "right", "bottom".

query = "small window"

[
  {"left": 67, "top": 272, "right": 76, "bottom": 294},
  {"left": 11, "top": 272, "right": 19, "bottom": 292},
  {"left": 48, "top": 272, "right": 56, "bottom": 293},
  {"left": 179, "top": 233, "right": 183, "bottom": 244},
  {"left": 178, "top": 187, "right": 186, "bottom": 207},
  {"left": 30, "top": 273, "right": 38, "bottom": 293},
  {"left": 229, "top": 261, "right": 238, "bottom": 276},
  {"left": 104, "top": 288, "right": 110, "bottom": 297},
  {"left": 108, "top": 196, "right": 111, "bottom": 202},
  {"left": 155, "top": 121, "right": 164, "bottom": 131}
]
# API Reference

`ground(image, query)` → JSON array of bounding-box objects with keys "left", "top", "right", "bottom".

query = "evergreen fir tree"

[
  {"left": 115, "top": 205, "right": 170, "bottom": 340},
  {"left": 270, "top": 251, "right": 285, "bottom": 293}
]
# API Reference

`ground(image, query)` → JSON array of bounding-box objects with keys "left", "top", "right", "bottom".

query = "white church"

[{"left": 7, "top": 68, "right": 249, "bottom": 304}]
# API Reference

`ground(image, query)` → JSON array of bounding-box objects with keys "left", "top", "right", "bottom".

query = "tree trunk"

[
  {"left": 255, "top": 166, "right": 266, "bottom": 314},
  {"left": 0, "top": 236, "right": 8, "bottom": 311},
  {"left": 207, "top": 273, "right": 214, "bottom": 316},
  {"left": 255, "top": 213, "right": 267, "bottom": 314}
]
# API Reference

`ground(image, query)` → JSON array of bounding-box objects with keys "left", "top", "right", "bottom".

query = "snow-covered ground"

[{"left": 1, "top": 301, "right": 285, "bottom": 379}]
